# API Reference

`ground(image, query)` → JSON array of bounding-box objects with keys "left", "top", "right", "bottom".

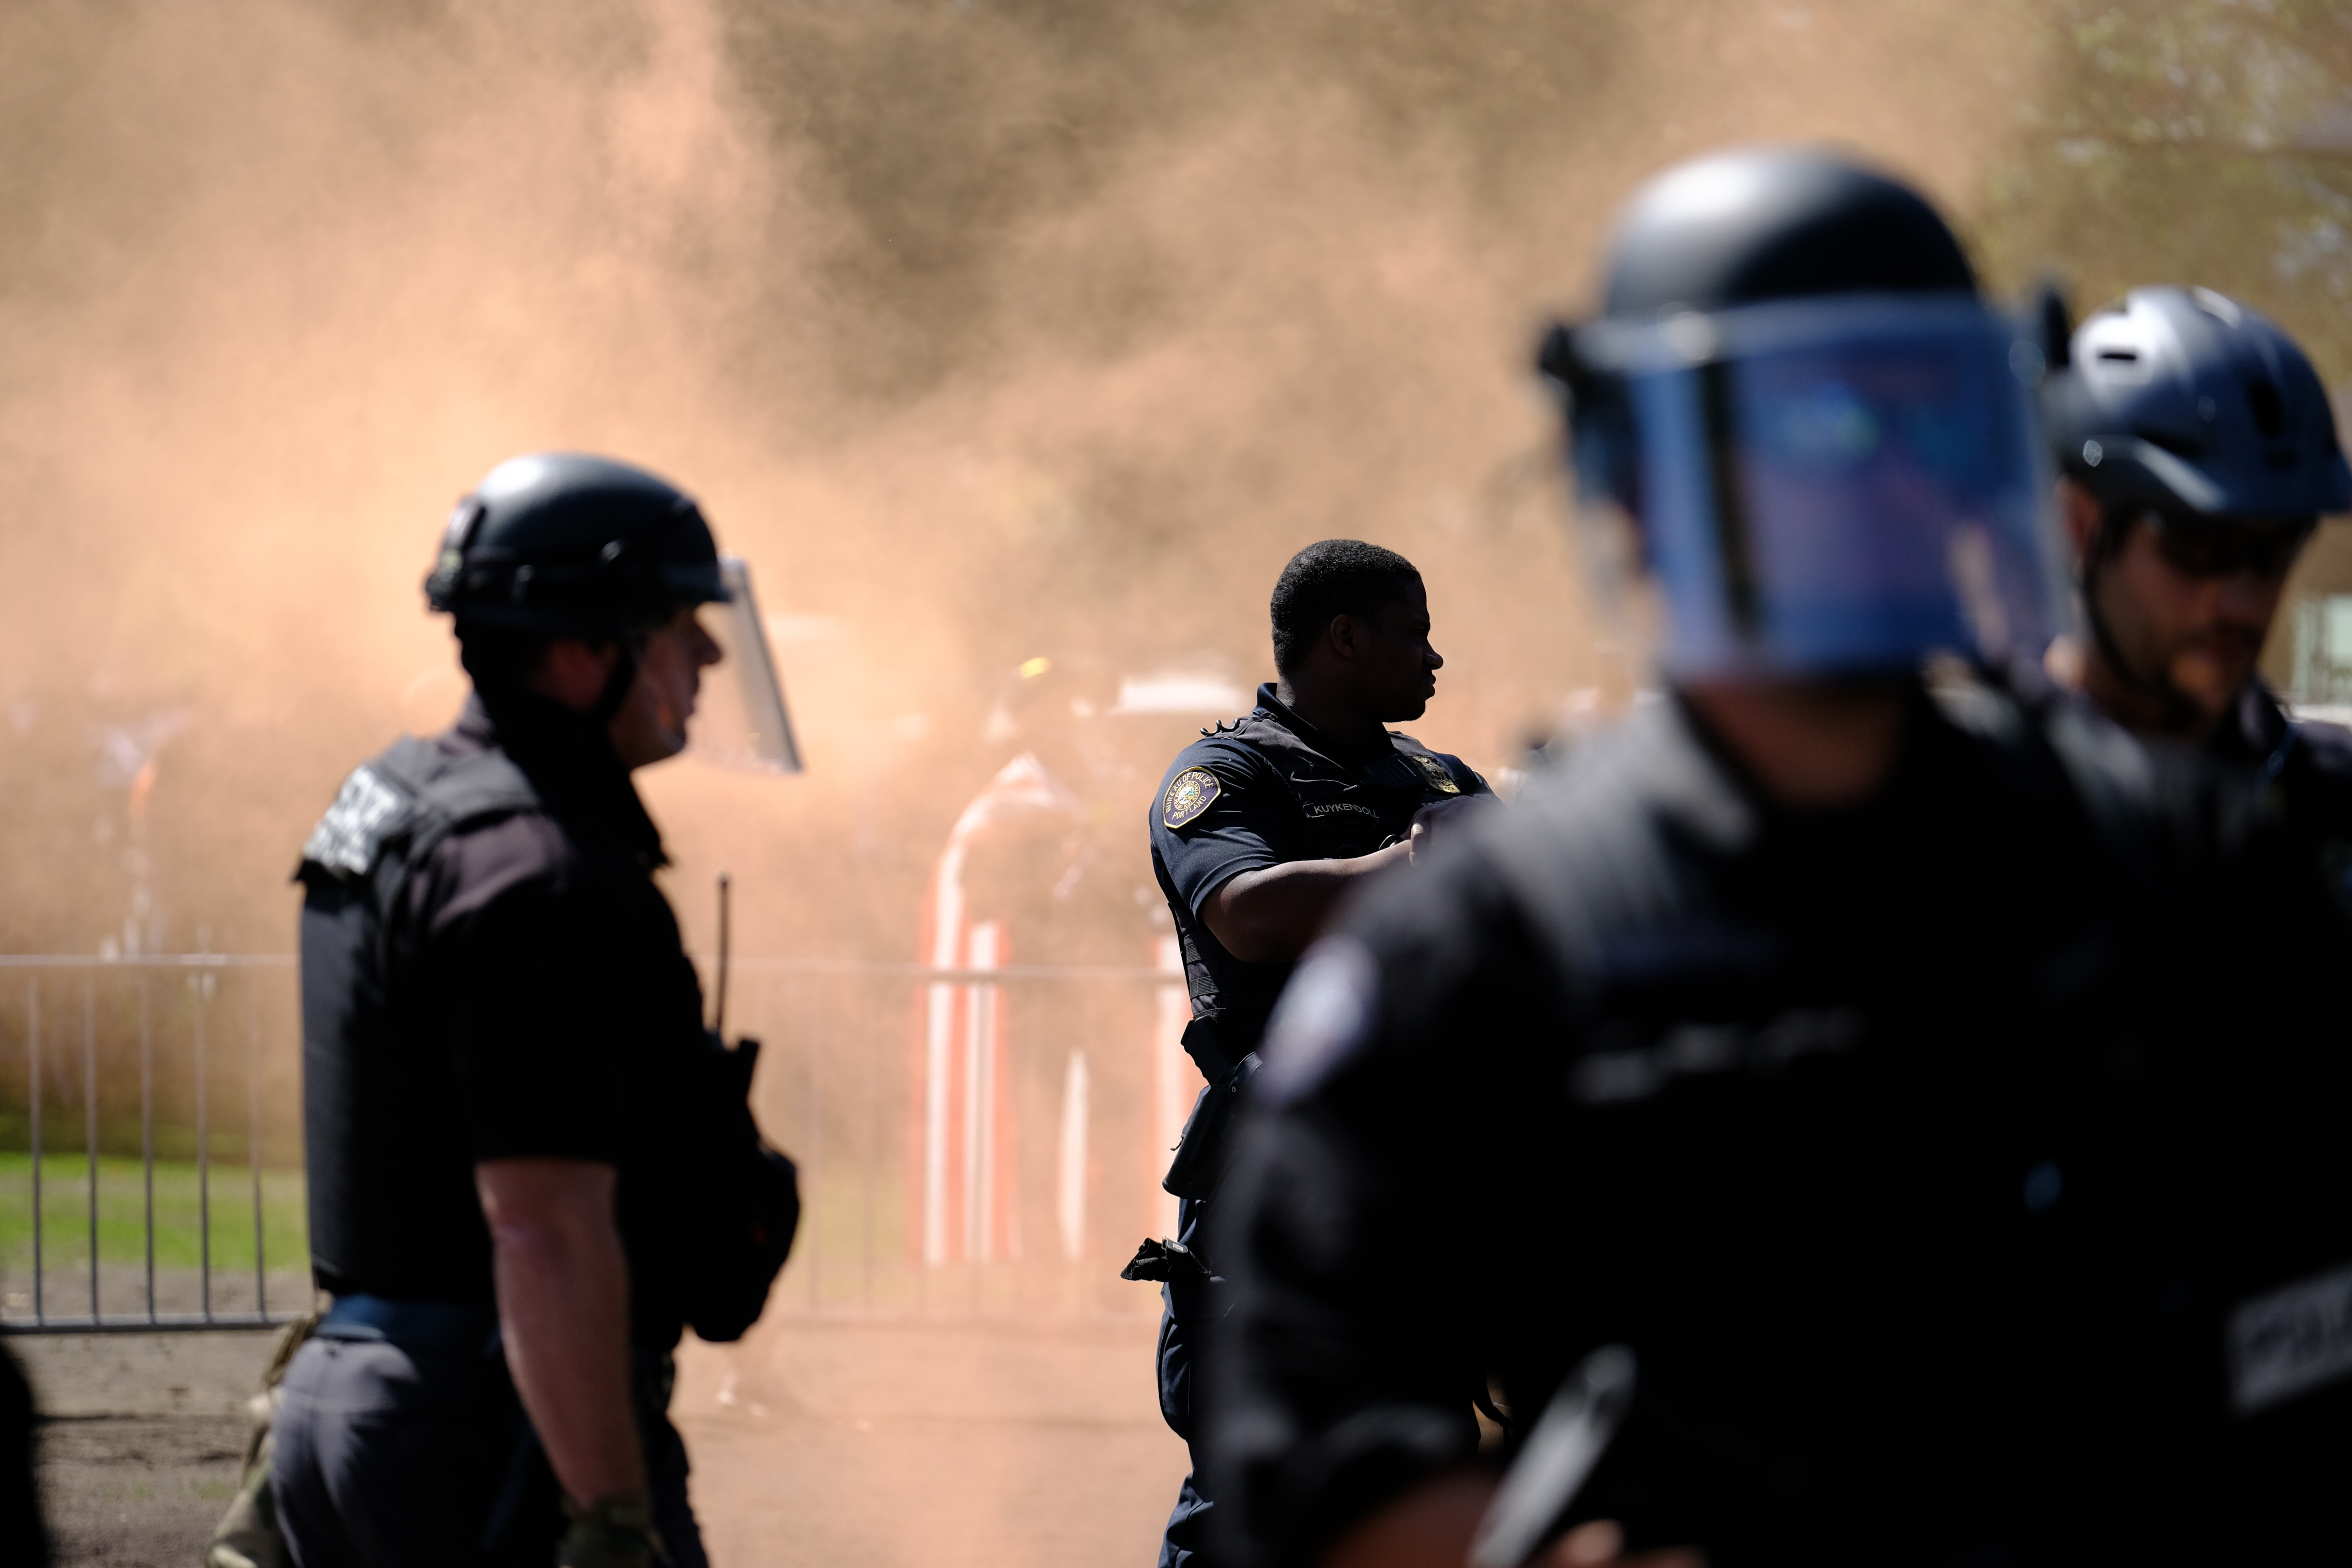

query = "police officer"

[
  {"left": 1204, "top": 149, "right": 2352, "bottom": 1566},
  {"left": 2045, "top": 285, "right": 2352, "bottom": 843},
  {"left": 1127, "top": 539, "right": 1492, "bottom": 1567},
  {"left": 276, "top": 454, "right": 795, "bottom": 1568}
]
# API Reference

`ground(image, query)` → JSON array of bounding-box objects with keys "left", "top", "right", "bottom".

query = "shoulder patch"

[
  {"left": 1163, "top": 767, "right": 1222, "bottom": 829},
  {"left": 1412, "top": 753, "right": 1462, "bottom": 795},
  {"left": 301, "top": 763, "right": 411, "bottom": 876}
]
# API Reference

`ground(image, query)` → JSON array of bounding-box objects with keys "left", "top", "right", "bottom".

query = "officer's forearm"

[
  {"left": 1202, "top": 845, "right": 1411, "bottom": 963},
  {"left": 477, "top": 1157, "right": 648, "bottom": 1509}
]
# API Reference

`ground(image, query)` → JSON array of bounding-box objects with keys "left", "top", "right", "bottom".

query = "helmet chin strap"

[{"left": 587, "top": 630, "right": 644, "bottom": 729}]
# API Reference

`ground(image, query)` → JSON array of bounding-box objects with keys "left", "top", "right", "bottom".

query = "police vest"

[
  {"left": 296, "top": 737, "right": 545, "bottom": 1299},
  {"left": 295, "top": 737, "right": 797, "bottom": 1341}
]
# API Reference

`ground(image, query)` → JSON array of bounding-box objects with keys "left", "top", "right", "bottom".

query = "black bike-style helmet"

[
  {"left": 1537, "top": 147, "right": 2069, "bottom": 679},
  {"left": 2043, "top": 286, "right": 2351, "bottom": 528},
  {"left": 425, "top": 452, "right": 731, "bottom": 638}
]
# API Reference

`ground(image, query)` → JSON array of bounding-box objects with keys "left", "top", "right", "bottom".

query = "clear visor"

[
  {"left": 1574, "top": 297, "right": 2071, "bottom": 679},
  {"left": 688, "top": 556, "right": 804, "bottom": 774}
]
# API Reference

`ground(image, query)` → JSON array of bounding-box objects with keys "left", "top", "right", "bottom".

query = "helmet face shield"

[
  {"left": 1572, "top": 297, "right": 2072, "bottom": 679},
  {"left": 686, "top": 556, "right": 803, "bottom": 775}
]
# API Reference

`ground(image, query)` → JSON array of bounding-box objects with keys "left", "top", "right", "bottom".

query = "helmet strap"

[{"left": 588, "top": 629, "right": 644, "bottom": 728}]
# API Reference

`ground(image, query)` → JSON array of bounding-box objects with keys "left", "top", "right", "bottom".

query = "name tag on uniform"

[
  {"left": 2226, "top": 1261, "right": 2352, "bottom": 1415},
  {"left": 1568, "top": 1006, "right": 1863, "bottom": 1105}
]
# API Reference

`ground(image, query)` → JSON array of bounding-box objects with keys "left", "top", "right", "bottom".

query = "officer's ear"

[
  {"left": 2054, "top": 477, "right": 2103, "bottom": 571},
  {"left": 534, "top": 637, "right": 626, "bottom": 711},
  {"left": 1322, "top": 613, "right": 1364, "bottom": 664}
]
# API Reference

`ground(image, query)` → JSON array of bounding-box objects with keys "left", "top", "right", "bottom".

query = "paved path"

[
  {"left": 14, "top": 1314, "right": 1187, "bottom": 1566},
  {"left": 675, "top": 1316, "right": 1186, "bottom": 1568},
  {"left": 16, "top": 1329, "right": 262, "bottom": 1565}
]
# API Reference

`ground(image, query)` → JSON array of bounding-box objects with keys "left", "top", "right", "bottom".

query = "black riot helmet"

[
  {"left": 2043, "top": 286, "right": 2352, "bottom": 530},
  {"left": 1596, "top": 147, "right": 1977, "bottom": 316},
  {"left": 426, "top": 453, "right": 802, "bottom": 772},
  {"left": 1539, "top": 147, "right": 2069, "bottom": 679},
  {"left": 425, "top": 452, "right": 730, "bottom": 638}
]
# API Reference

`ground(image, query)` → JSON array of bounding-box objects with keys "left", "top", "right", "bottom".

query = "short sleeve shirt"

[
  {"left": 404, "top": 811, "right": 635, "bottom": 1167},
  {"left": 1147, "top": 683, "right": 1489, "bottom": 1070}
]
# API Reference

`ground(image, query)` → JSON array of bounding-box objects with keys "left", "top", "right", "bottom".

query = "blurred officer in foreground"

[
  {"left": 1208, "top": 149, "right": 2352, "bottom": 1566},
  {"left": 0, "top": 1343, "right": 45, "bottom": 1565},
  {"left": 279, "top": 454, "right": 799, "bottom": 1568},
  {"left": 2045, "top": 285, "right": 2352, "bottom": 839},
  {"left": 1128, "top": 539, "right": 1492, "bottom": 1567}
]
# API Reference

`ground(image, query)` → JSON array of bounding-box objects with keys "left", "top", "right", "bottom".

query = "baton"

[{"left": 1467, "top": 1344, "right": 1636, "bottom": 1568}]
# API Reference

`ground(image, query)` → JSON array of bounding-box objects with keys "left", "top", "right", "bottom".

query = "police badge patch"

[
  {"left": 1412, "top": 754, "right": 1462, "bottom": 795},
  {"left": 1163, "top": 768, "right": 1221, "bottom": 829}
]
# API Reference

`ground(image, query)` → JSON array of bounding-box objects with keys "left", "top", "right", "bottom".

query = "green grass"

[{"left": 0, "top": 1153, "right": 307, "bottom": 1273}]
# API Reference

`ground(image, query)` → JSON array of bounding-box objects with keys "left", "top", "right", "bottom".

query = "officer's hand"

[
  {"left": 557, "top": 1494, "right": 670, "bottom": 1568},
  {"left": 1543, "top": 1519, "right": 1705, "bottom": 1568},
  {"left": 1406, "top": 795, "right": 1486, "bottom": 864}
]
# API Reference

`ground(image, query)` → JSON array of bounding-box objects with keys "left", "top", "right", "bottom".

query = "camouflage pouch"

[
  {"left": 205, "top": 1311, "right": 319, "bottom": 1568},
  {"left": 557, "top": 1494, "right": 671, "bottom": 1568}
]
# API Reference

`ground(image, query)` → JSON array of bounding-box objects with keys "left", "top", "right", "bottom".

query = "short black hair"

[
  {"left": 1269, "top": 540, "right": 1423, "bottom": 674},
  {"left": 457, "top": 616, "right": 655, "bottom": 696},
  {"left": 456, "top": 622, "right": 557, "bottom": 695}
]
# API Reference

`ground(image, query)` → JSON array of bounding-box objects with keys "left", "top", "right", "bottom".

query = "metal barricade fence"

[
  {"left": 0, "top": 954, "right": 1198, "bottom": 1334},
  {"left": 0, "top": 955, "right": 303, "bottom": 1334}
]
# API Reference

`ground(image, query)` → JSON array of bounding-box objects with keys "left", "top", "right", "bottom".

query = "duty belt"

[{"left": 316, "top": 1293, "right": 501, "bottom": 1357}]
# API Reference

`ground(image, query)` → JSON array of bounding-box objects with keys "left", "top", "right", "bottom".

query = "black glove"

[{"left": 557, "top": 1494, "right": 669, "bottom": 1568}]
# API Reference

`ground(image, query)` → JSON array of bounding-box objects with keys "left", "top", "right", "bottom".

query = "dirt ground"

[{"left": 11, "top": 1312, "right": 1187, "bottom": 1567}]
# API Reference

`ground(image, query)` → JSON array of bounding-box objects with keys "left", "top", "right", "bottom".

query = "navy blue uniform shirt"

[{"left": 1148, "top": 682, "right": 1491, "bottom": 1081}]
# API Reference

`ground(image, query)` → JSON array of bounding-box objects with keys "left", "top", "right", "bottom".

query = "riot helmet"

[
  {"left": 428, "top": 452, "right": 729, "bottom": 635},
  {"left": 2044, "top": 285, "right": 2350, "bottom": 546},
  {"left": 1539, "top": 147, "right": 2070, "bottom": 679},
  {"left": 427, "top": 453, "right": 801, "bottom": 772}
]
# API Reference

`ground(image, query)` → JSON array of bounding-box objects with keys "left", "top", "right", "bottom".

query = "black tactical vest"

[
  {"left": 295, "top": 729, "right": 799, "bottom": 1339},
  {"left": 296, "top": 737, "right": 544, "bottom": 1298}
]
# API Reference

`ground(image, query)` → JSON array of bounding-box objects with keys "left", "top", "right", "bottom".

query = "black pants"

[
  {"left": 273, "top": 1336, "right": 706, "bottom": 1568},
  {"left": 1157, "top": 1196, "right": 1230, "bottom": 1568}
]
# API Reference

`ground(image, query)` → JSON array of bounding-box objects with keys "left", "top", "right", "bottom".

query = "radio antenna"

[{"left": 714, "top": 870, "right": 732, "bottom": 1039}]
